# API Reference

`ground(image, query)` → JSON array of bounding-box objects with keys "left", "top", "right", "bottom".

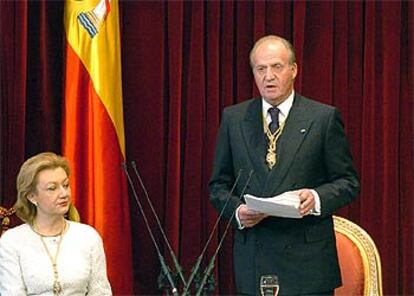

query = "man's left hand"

[{"left": 297, "top": 189, "right": 316, "bottom": 216}]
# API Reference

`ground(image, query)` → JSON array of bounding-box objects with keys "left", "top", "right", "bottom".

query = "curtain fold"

[
  {"left": 0, "top": 1, "right": 27, "bottom": 206},
  {"left": 1, "top": 1, "right": 413, "bottom": 295},
  {"left": 165, "top": 0, "right": 184, "bottom": 260},
  {"left": 0, "top": 0, "right": 62, "bottom": 206}
]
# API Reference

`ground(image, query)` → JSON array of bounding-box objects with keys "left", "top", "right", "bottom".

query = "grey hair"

[{"left": 249, "top": 35, "right": 296, "bottom": 67}]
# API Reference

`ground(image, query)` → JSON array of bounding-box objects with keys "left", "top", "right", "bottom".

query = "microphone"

[
  {"left": 181, "top": 169, "right": 243, "bottom": 296},
  {"left": 130, "top": 161, "right": 186, "bottom": 287},
  {"left": 195, "top": 170, "right": 254, "bottom": 296},
  {"left": 122, "top": 163, "right": 179, "bottom": 296}
]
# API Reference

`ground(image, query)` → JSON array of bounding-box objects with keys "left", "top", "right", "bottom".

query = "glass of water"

[{"left": 260, "top": 274, "right": 279, "bottom": 296}]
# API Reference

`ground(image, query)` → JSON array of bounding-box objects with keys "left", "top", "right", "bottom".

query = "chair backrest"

[
  {"left": 333, "top": 215, "right": 383, "bottom": 296},
  {"left": 0, "top": 206, "right": 16, "bottom": 236}
]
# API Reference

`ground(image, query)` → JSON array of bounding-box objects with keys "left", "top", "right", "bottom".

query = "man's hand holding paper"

[
  {"left": 237, "top": 204, "right": 268, "bottom": 228},
  {"left": 244, "top": 190, "right": 316, "bottom": 219}
]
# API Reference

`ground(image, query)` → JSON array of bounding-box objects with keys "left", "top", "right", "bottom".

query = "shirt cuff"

[
  {"left": 310, "top": 189, "right": 321, "bottom": 216},
  {"left": 235, "top": 205, "right": 245, "bottom": 229}
]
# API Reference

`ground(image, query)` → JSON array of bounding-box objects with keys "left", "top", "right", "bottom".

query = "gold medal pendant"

[
  {"left": 266, "top": 150, "right": 276, "bottom": 169},
  {"left": 53, "top": 281, "right": 62, "bottom": 295},
  {"left": 263, "top": 115, "right": 285, "bottom": 170}
]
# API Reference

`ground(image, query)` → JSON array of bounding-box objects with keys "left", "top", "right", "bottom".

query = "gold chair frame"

[
  {"left": 333, "top": 215, "right": 383, "bottom": 296},
  {"left": 0, "top": 206, "right": 16, "bottom": 236}
]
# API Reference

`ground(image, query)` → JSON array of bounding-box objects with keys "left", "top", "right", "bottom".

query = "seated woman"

[{"left": 0, "top": 152, "right": 112, "bottom": 295}]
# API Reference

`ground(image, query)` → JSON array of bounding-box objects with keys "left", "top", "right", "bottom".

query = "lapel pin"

[{"left": 300, "top": 129, "right": 306, "bottom": 133}]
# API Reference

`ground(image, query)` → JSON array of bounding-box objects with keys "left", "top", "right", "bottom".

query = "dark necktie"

[{"left": 268, "top": 107, "right": 280, "bottom": 133}]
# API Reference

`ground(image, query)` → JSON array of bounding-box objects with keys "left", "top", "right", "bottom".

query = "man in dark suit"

[{"left": 209, "top": 35, "right": 360, "bottom": 295}]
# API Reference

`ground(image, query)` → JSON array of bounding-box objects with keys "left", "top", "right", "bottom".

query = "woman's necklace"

[{"left": 32, "top": 219, "right": 67, "bottom": 296}]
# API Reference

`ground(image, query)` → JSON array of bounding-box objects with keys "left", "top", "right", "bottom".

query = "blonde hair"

[
  {"left": 249, "top": 35, "right": 296, "bottom": 67},
  {"left": 14, "top": 152, "right": 71, "bottom": 223}
]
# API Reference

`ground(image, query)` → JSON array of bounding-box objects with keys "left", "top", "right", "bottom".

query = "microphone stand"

[
  {"left": 195, "top": 170, "right": 253, "bottom": 296},
  {"left": 123, "top": 163, "right": 179, "bottom": 296},
  {"left": 181, "top": 170, "right": 244, "bottom": 296},
  {"left": 124, "top": 161, "right": 253, "bottom": 295},
  {"left": 130, "top": 161, "right": 187, "bottom": 288}
]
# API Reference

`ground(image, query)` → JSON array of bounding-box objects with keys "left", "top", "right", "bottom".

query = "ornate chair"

[
  {"left": 0, "top": 206, "right": 16, "bottom": 236},
  {"left": 333, "top": 215, "right": 383, "bottom": 296}
]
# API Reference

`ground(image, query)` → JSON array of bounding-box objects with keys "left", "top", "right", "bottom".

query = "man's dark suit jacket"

[{"left": 209, "top": 94, "right": 360, "bottom": 295}]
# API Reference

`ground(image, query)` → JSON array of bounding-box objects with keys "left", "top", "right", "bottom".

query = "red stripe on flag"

[
  {"left": 63, "top": 42, "right": 133, "bottom": 294},
  {"left": 105, "top": 0, "right": 111, "bottom": 17}
]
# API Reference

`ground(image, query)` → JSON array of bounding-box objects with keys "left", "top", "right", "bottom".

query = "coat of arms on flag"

[{"left": 77, "top": 0, "right": 111, "bottom": 38}]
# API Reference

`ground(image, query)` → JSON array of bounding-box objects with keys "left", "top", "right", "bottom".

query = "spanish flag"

[{"left": 63, "top": 0, "right": 133, "bottom": 294}]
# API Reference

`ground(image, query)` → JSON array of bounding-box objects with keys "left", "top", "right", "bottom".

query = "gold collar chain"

[{"left": 263, "top": 118, "right": 285, "bottom": 169}]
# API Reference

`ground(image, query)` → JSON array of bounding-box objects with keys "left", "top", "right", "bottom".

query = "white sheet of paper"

[{"left": 244, "top": 191, "right": 302, "bottom": 218}]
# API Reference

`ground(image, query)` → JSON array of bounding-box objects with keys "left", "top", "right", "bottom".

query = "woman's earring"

[{"left": 28, "top": 194, "right": 37, "bottom": 207}]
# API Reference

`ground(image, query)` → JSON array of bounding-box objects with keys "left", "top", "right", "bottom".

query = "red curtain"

[
  {"left": 1, "top": 1, "right": 413, "bottom": 295},
  {"left": 1, "top": 0, "right": 63, "bottom": 204}
]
